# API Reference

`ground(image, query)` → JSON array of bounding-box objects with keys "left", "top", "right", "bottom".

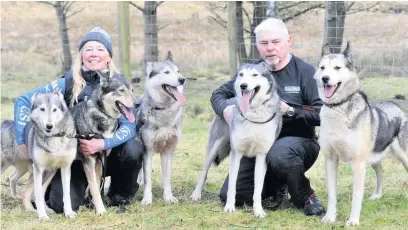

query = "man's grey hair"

[{"left": 254, "top": 18, "right": 289, "bottom": 42}]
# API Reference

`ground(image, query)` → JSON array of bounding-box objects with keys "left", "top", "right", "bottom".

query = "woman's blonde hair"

[{"left": 70, "top": 47, "right": 119, "bottom": 107}]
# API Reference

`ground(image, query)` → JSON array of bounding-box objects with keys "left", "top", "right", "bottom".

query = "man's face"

[{"left": 256, "top": 33, "right": 292, "bottom": 70}]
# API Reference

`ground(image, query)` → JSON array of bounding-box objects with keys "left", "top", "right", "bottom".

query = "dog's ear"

[
  {"left": 97, "top": 70, "right": 110, "bottom": 88},
  {"left": 145, "top": 62, "right": 156, "bottom": 78},
  {"left": 343, "top": 41, "right": 353, "bottom": 64},
  {"left": 30, "top": 93, "right": 39, "bottom": 111},
  {"left": 54, "top": 91, "right": 68, "bottom": 112},
  {"left": 166, "top": 50, "right": 173, "bottom": 62},
  {"left": 321, "top": 43, "right": 331, "bottom": 56}
]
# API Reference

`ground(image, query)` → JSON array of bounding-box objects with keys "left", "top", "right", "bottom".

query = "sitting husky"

[
  {"left": 134, "top": 51, "right": 186, "bottom": 205},
  {"left": 71, "top": 71, "right": 135, "bottom": 215},
  {"left": 315, "top": 41, "right": 408, "bottom": 226},
  {"left": 1, "top": 92, "right": 77, "bottom": 220},
  {"left": 190, "top": 63, "right": 282, "bottom": 218}
]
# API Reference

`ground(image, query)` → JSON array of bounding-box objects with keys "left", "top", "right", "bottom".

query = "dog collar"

[{"left": 240, "top": 111, "right": 277, "bottom": 124}]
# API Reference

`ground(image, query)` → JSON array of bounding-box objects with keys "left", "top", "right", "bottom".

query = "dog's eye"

[
  {"left": 119, "top": 88, "right": 126, "bottom": 93},
  {"left": 252, "top": 74, "right": 258, "bottom": 77},
  {"left": 239, "top": 73, "right": 243, "bottom": 76},
  {"left": 40, "top": 108, "right": 45, "bottom": 112},
  {"left": 164, "top": 70, "right": 170, "bottom": 74},
  {"left": 177, "top": 70, "right": 180, "bottom": 73},
  {"left": 320, "top": 66, "right": 325, "bottom": 70},
  {"left": 334, "top": 66, "right": 341, "bottom": 70},
  {"left": 52, "top": 108, "right": 57, "bottom": 112}
]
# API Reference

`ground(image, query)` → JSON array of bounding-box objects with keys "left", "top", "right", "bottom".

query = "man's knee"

[
  {"left": 121, "top": 139, "right": 144, "bottom": 166},
  {"left": 267, "top": 140, "right": 302, "bottom": 171}
]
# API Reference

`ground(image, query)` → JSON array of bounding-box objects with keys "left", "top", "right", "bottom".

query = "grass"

[{"left": 1, "top": 76, "right": 408, "bottom": 230}]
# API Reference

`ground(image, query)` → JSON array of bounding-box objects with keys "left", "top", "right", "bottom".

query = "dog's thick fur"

[
  {"left": 71, "top": 71, "right": 135, "bottom": 214},
  {"left": 315, "top": 41, "right": 408, "bottom": 225},
  {"left": 1, "top": 92, "right": 77, "bottom": 220},
  {"left": 134, "top": 51, "right": 186, "bottom": 205},
  {"left": 190, "top": 63, "right": 282, "bottom": 218}
]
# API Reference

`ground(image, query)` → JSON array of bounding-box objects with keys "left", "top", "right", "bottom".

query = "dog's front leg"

[
  {"left": 60, "top": 165, "right": 76, "bottom": 218},
  {"left": 161, "top": 151, "right": 178, "bottom": 203},
  {"left": 224, "top": 151, "right": 242, "bottom": 213},
  {"left": 321, "top": 153, "right": 338, "bottom": 224},
  {"left": 253, "top": 154, "right": 267, "bottom": 218},
  {"left": 347, "top": 159, "right": 366, "bottom": 226},
  {"left": 368, "top": 163, "right": 383, "bottom": 200},
  {"left": 141, "top": 151, "right": 153, "bottom": 205},
  {"left": 33, "top": 164, "right": 49, "bottom": 221},
  {"left": 83, "top": 158, "right": 106, "bottom": 215}
]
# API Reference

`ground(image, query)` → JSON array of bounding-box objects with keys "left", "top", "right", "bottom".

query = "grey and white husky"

[
  {"left": 71, "top": 71, "right": 135, "bottom": 215},
  {"left": 190, "top": 63, "right": 282, "bottom": 218},
  {"left": 315, "top": 41, "right": 408, "bottom": 225},
  {"left": 134, "top": 51, "right": 186, "bottom": 205},
  {"left": 1, "top": 92, "right": 77, "bottom": 220}
]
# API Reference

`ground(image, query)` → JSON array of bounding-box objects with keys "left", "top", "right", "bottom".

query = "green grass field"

[{"left": 1, "top": 75, "right": 407, "bottom": 230}]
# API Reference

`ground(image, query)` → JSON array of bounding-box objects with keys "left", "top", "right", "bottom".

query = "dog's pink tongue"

[
  {"left": 121, "top": 104, "right": 136, "bottom": 123},
  {"left": 324, "top": 85, "right": 335, "bottom": 98},
  {"left": 240, "top": 91, "right": 251, "bottom": 113},
  {"left": 170, "top": 87, "right": 186, "bottom": 105}
]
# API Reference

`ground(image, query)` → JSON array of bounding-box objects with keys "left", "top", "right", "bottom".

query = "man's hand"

[
  {"left": 17, "top": 144, "right": 29, "bottom": 160},
  {"left": 280, "top": 101, "right": 290, "bottom": 115},
  {"left": 79, "top": 139, "right": 104, "bottom": 155},
  {"left": 223, "top": 105, "right": 234, "bottom": 122}
]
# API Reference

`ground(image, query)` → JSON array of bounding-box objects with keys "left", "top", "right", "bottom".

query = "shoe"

[
  {"left": 262, "top": 184, "right": 288, "bottom": 211},
  {"left": 304, "top": 190, "right": 325, "bottom": 216}
]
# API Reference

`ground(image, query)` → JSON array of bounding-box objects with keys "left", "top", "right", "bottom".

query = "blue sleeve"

[
  {"left": 14, "top": 79, "right": 66, "bottom": 145},
  {"left": 103, "top": 116, "right": 136, "bottom": 150}
]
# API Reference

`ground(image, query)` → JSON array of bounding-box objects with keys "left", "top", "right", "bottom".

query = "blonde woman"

[{"left": 14, "top": 27, "right": 143, "bottom": 213}]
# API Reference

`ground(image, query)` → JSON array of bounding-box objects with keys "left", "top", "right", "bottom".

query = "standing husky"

[
  {"left": 134, "top": 51, "right": 186, "bottom": 205},
  {"left": 71, "top": 71, "right": 135, "bottom": 215},
  {"left": 1, "top": 92, "right": 77, "bottom": 220},
  {"left": 315, "top": 41, "right": 408, "bottom": 225},
  {"left": 191, "top": 63, "right": 282, "bottom": 218}
]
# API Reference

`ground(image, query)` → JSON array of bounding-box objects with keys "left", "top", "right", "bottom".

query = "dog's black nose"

[
  {"left": 240, "top": 83, "right": 248, "bottom": 90},
  {"left": 322, "top": 76, "right": 330, "bottom": 84},
  {"left": 46, "top": 124, "right": 53, "bottom": 130},
  {"left": 178, "top": 78, "right": 185, "bottom": 85}
]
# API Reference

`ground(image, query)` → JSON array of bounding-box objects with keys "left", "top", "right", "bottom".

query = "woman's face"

[{"left": 81, "top": 41, "right": 111, "bottom": 71}]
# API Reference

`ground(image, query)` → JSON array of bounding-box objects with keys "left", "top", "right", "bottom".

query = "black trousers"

[
  {"left": 46, "top": 138, "right": 144, "bottom": 213},
  {"left": 219, "top": 136, "right": 319, "bottom": 207}
]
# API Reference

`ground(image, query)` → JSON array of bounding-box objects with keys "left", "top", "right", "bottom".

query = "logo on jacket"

[{"left": 284, "top": 86, "right": 300, "bottom": 94}]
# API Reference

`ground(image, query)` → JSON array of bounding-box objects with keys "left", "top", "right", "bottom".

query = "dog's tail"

[
  {"left": 206, "top": 116, "right": 231, "bottom": 166},
  {"left": 0, "top": 120, "right": 16, "bottom": 174}
]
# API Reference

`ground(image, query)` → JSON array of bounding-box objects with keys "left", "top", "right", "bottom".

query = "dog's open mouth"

[
  {"left": 240, "top": 86, "right": 260, "bottom": 113},
  {"left": 162, "top": 84, "right": 186, "bottom": 105},
  {"left": 115, "top": 101, "right": 135, "bottom": 123},
  {"left": 323, "top": 82, "right": 342, "bottom": 98}
]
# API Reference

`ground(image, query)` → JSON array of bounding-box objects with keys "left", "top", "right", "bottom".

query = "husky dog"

[
  {"left": 315, "top": 41, "right": 408, "bottom": 226},
  {"left": 71, "top": 71, "right": 135, "bottom": 215},
  {"left": 134, "top": 51, "right": 186, "bottom": 205},
  {"left": 190, "top": 63, "right": 282, "bottom": 218},
  {"left": 1, "top": 92, "right": 77, "bottom": 220}
]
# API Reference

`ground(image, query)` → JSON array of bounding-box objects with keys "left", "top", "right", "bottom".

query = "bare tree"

[
  {"left": 118, "top": 2, "right": 131, "bottom": 78},
  {"left": 130, "top": 1, "right": 165, "bottom": 75},
  {"left": 40, "top": 1, "right": 84, "bottom": 72}
]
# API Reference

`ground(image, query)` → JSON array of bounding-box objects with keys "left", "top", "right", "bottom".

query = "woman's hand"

[
  {"left": 79, "top": 139, "right": 105, "bottom": 155},
  {"left": 17, "top": 144, "right": 29, "bottom": 160}
]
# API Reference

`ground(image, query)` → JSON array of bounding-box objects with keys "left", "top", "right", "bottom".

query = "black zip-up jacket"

[{"left": 210, "top": 55, "right": 323, "bottom": 138}]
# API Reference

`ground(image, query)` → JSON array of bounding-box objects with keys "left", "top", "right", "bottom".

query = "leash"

[{"left": 281, "top": 100, "right": 322, "bottom": 113}]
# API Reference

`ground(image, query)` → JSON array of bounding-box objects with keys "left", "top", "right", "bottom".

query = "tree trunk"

[
  {"left": 55, "top": 1, "right": 72, "bottom": 73},
  {"left": 118, "top": 1, "right": 131, "bottom": 78},
  {"left": 143, "top": 1, "right": 158, "bottom": 75},
  {"left": 323, "top": 1, "right": 346, "bottom": 53},
  {"left": 267, "top": 1, "right": 278, "bottom": 18},
  {"left": 249, "top": 1, "right": 268, "bottom": 61},
  {"left": 236, "top": 1, "right": 247, "bottom": 65},
  {"left": 227, "top": 2, "right": 237, "bottom": 75}
]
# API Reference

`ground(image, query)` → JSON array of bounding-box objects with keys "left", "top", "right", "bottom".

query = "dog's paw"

[
  {"left": 368, "top": 193, "right": 382, "bottom": 200},
  {"left": 45, "top": 205, "right": 56, "bottom": 214},
  {"left": 346, "top": 218, "right": 360, "bottom": 226},
  {"left": 141, "top": 196, "right": 153, "bottom": 206},
  {"left": 224, "top": 203, "right": 236, "bottom": 213},
  {"left": 96, "top": 207, "right": 106, "bottom": 215},
  {"left": 65, "top": 211, "right": 77, "bottom": 219},
  {"left": 164, "top": 195, "right": 178, "bottom": 204},
  {"left": 38, "top": 215, "right": 50, "bottom": 221},
  {"left": 321, "top": 213, "right": 336, "bottom": 223},
  {"left": 253, "top": 206, "right": 267, "bottom": 218},
  {"left": 190, "top": 191, "right": 202, "bottom": 201}
]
